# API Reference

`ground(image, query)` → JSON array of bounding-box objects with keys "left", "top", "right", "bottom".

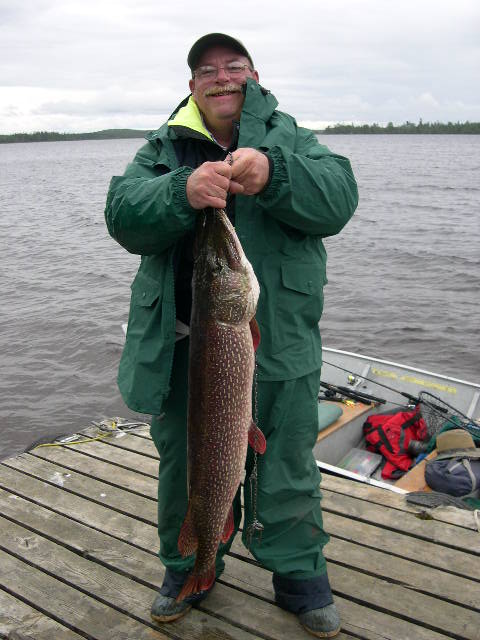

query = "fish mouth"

[
  {"left": 195, "top": 209, "right": 244, "bottom": 272},
  {"left": 213, "top": 210, "right": 244, "bottom": 268},
  {"left": 204, "top": 83, "right": 242, "bottom": 98}
]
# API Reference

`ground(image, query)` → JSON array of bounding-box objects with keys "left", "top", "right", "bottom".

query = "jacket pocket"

[
  {"left": 125, "top": 269, "right": 175, "bottom": 351},
  {"left": 131, "top": 271, "right": 162, "bottom": 307},
  {"left": 271, "top": 262, "right": 326, "bottom": 355},
  {"left": 119, "top": 260, "right": 176, "bottom": 415}
]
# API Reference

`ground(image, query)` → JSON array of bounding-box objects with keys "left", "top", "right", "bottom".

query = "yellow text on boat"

[{"left": 371, "top": 368, "right": 457, "bottom": 395}]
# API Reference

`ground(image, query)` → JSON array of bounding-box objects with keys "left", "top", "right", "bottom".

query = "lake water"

[{"left": 1, "top": 135, "right": 479, "bottom": 460}]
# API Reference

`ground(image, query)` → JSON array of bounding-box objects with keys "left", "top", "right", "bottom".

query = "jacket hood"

[{"left": 241, "top": 78, "right": 278, "bottom": 123}]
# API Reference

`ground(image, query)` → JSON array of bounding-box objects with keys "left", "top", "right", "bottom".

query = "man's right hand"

[{"left": 186, "top": 161, "right": 244, "bottom": 210}]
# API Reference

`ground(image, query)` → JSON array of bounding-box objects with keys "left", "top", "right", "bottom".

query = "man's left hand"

[{"left": 230, "top": 148, "right": 270, "bottom": 195}]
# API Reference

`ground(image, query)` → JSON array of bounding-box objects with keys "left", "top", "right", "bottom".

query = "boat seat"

[{"left": 318, "top": 401, "right": 343, "bottom": 433}]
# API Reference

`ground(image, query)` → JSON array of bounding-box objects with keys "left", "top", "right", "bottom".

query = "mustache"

[{"left": 204, "top": 83, "right": 243, "bottom": 97}]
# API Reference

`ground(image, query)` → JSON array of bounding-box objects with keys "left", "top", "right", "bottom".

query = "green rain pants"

[{"left": 150, "top": 337, "right": 329, "bottom": 580}]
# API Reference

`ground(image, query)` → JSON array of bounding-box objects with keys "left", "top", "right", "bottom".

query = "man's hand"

[
  {"left": 186, "top": 161, "right": 244, "bottom": 210},
  {"left": 230, "top": 148, "right": 270, "bottom": 195}
]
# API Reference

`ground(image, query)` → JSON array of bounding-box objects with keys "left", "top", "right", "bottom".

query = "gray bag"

[{"left": 425, "top": 457, "right": 480, "bottom": 497}]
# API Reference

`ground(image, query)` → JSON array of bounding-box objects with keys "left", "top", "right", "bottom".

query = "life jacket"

[{"left": 363, "top": 406, "right": 427, "bottom": 479}]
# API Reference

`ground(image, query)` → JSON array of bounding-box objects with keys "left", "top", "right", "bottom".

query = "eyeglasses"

[{"left": 193, "top": 62, "right": 253, "bottom": 81}]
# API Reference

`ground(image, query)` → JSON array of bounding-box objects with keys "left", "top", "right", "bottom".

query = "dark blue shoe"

[{"left": 298, "top": 603, "right": 341, "bottom": 638}]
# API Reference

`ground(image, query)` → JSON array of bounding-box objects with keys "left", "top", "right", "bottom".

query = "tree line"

[
  {"left": 0, "top": 129, "right": 149, "bottom": 143},
  {"left": 1, "top": 121, "right": 479, "bottom": 143},
  {"left": 317, "top": 120, "right": 480, "bottom": 134}
]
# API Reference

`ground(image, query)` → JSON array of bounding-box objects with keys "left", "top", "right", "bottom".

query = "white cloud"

[{"left": 418, "top": 92, "right": 440, "bottom": 108}]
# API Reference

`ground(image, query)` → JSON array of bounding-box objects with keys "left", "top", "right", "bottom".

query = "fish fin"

[
  {"left": 178, "top": 503, "right": 198, "bottom": 558},
  {"left": 220, "top": 505, "right": 235, "bottom": 543},
  {"left": 250, "top": 317, "right": 261, "bottom": 351},
  {"left": 175, "top": 565, "right": 216, "bottom": 603},
  {"left": 248, "top": 421, "right": 266, "bottom": 454}
]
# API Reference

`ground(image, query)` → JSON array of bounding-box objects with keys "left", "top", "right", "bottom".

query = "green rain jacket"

[{"left": 105, "top": 79, "right": 358, "bottom": 415}]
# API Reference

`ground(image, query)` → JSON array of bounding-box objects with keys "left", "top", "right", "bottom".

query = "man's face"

[{"left": 189, "top": 45, "right": 259, "bottom": 132}]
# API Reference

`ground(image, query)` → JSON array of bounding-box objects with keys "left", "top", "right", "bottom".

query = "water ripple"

[{"left": 1, "top": 135, "right": 479, "bottom": 460}]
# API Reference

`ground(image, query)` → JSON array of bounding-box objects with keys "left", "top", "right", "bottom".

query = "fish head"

[{"left": 193, "top": 209, "right": 259, "bottom": 325}]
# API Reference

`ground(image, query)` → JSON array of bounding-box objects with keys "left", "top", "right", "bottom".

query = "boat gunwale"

[{"left": 322, "top": 346, "right": 480, "bottom": 390}]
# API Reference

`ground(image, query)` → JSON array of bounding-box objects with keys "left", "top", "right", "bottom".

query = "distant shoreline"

[
  {"left": 0, "top": 129, "right": 150, "bottom": 144},
  {"left": 316, "top": 121, "right": 480, "bottom": 135},
  {"left": 1, "top": 121, "right": 479, "bottom": 143}
]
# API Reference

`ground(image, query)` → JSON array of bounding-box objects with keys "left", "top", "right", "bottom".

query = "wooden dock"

[{"left": 1, "top": 423, "right": 479, "bottom": 640}]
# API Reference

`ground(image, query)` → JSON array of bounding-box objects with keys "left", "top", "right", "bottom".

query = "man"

[{"left": 105, "top": 33, "right": 358, "bottom": 638}]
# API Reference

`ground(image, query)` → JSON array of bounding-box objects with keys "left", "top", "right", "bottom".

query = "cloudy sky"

[{"left": 1, "top": 0, "right": 479, "bottom": 133}]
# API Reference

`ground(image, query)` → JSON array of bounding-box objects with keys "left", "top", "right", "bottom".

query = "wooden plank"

[
  {"left": 65, "top": 440, "right": 159, "bottom": 477},
  {"left": 325, "top": 532, "right": 480, "bottom": 609},
  {"left": 321, "top": 488, "right": 480, "bottom": 553},
  {"left": 0, "top": 489, "right": 364, "bottom": 640},
  {"left": 35, "top": 433, "right": 475, "bottom": 534},
  {"left": 0, "top": 480, "right": 458, "bottom": 640},
  {"left": 0, "top": 463, "right": 159, "bottom": 551},
  {"left": 56, "top": 426, "right": 477, "bottom": 536},
  {"left": 205, "top": 570, "right": 357, "bottom": 640},
  {"left": 102, "top": 431, "right": 159, "bottom": 458},
  {"left": 69, "top": 423, "right": 151, "bottom": 442},
  {"left": 0, "top": 589, "right": 84, "bottom": 640},
  {"left": 5, "top": 451, "right": 477, "bottom": 584},
  {"left": 321, "top": 472, "right": 478, "bottom": 530},
  {"left": 0, "top": 491, "right": 354, "bottom": 640},
  {"left": 0, "top": 440, "right": 472, "bottom": 637},
  {"left": 3, "top": 471, "right": 477, "bottom": 614},
  {"left": 7, "top": 449, "right": 479, "bottom": 583},
  {"left": 336, "top": 594, "right": 451, "bottom": 640},
  {"left": 3, "top": 454, "right": 157, "bottom": 524},
  {"left": 324, "top": 510, "right": 480, "bottom": 582},
  {"left": 316, "top": 401, "right": 371, "bottom": 443},
  {"left": 230, "top": 538, "right": 480, "bottom": 639},
  {"left": 31, "top": 445, "right": 157, "bottom": 499},
  {"left": 0, "top": 518, "right": 261, "bottom": 640},
  {"left": 0, "top": 495, "right": 444, "bottom": 640},
  {"left": 38, "top": 431, "right": 473, "bottom": 533},
  {"left": 224, "top": 548, "right": 453, "bottom": 640},
  {"left": 0, "top": 487, "right": 161, "bottom": 586},
  {"left": 62, "top": 426, "right": 158, "bottom": 458},
  {"left": 138, "top": 431, "right": 153, "bottom": 440},
  {"left": 0, "top": 551, "right": 169, "bottom": 640},
  {"left": 0, "top": 490, "right": 349, "bottom": 640}
]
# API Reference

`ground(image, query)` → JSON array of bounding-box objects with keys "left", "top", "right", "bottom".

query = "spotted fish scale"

[{"left": 176, "top": 208, "right": 265, "bottom": 602}]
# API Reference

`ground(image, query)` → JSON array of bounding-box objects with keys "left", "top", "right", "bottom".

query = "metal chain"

[{"left": 246, "top": 356, "right": 264, "bottom": 550}]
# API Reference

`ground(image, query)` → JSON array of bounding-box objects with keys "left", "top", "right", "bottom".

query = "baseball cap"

[
  {"left": 187, "top": 33, "right": 253, "bottom": 71},
  {"left": 435, "top": 429, "right": 480, "bottom": 460}
]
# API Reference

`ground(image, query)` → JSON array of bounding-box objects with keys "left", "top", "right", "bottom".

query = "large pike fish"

[{"left": 176, "top": 208, "right": 265, "bottom": 602}]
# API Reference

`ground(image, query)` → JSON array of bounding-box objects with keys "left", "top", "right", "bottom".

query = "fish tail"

[{"left": 175, "top": 564, "right": 216, "bottom": 603}]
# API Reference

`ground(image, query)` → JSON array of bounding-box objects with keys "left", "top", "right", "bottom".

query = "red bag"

[{"left": 363, "top": 406, "right": 427, "bottom": 479}]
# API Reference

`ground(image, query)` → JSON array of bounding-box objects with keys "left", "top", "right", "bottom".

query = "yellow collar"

[{"left": 167, "top": 96, "right": 214, "bottom": 141}]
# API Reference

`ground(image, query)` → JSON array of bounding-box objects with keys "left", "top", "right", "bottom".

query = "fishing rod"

[{"left": 319, "top": 381, "right": 386, "bottom": 405}]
